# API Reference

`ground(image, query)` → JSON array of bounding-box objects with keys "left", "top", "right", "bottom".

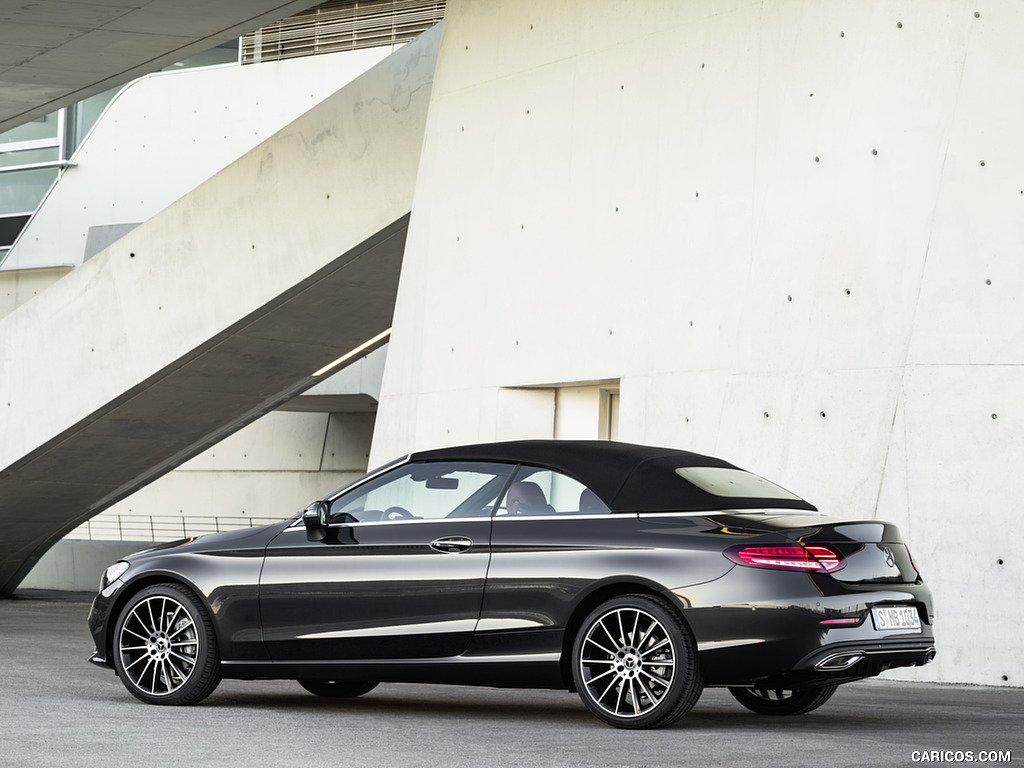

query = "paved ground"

[{"left": 2, "top": 591, "right": 1021, "bottom": 768}]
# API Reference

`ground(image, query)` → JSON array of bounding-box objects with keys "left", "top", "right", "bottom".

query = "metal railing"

[{"left": 66, "top": 514, "right": 289, "bottom": 543}]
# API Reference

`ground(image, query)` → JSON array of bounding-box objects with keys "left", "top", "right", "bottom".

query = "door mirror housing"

[{"left": 303, "top": 500, "right": 331, "bottom": 541}]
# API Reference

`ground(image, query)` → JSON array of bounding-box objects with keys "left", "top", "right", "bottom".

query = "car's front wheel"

[
  {"left": 113, "top": 583, "right": 221, "bottom": 705},
  {"left": 728, "top": 684, "right": 838, "bottom": 715},
  {"left": 572, "top": 594, "right": 703, "bottom": 729},
  {"left": 298, "top": 680, "right": 379, "bottom": 698}
]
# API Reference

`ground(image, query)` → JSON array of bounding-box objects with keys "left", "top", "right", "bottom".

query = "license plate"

[{"left": 871, "top": 605, "right": 921, "bottom": 631}]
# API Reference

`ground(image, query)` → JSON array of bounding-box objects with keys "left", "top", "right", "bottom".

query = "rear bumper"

[
  {"left": 759, "top": 638, "right": 937, "bottom": 689},
  {"left": 806, "top": 638, "right": 936, "bottom": 673},
  {"left": 679, "top": 568, "right": 936, "bottom": 688},
  {"left": 89, "top": 652, "right": 113, "bottom": 670}
]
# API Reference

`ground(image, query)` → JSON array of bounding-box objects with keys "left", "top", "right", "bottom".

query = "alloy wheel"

[
  {"left": 578, "top": 605, "right": 677, "bottom": 719},
  {"left": 573, "top": 594, "right": 702, "bottom": 728},
  {"left": 113, "top": 583, "right": 221, "bottom": 705},
  {"left": 118, "top": 594, "right": 199, "bottom": 697}
]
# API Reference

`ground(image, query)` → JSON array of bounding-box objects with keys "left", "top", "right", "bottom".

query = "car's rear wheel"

[
  {"left": 113, "top": 583, "right": 221, "bottom": 705},
  {"left": 728, "top": 684, "right": 838, "bottom": 715},
  {"left": 298, "top": 680, "right": 379, "bottom": 698},
  {"left": 572, "top": 594, "right": 703, "bottom": 729}
]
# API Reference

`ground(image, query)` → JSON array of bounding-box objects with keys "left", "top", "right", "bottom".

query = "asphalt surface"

[{"left": 2, "top": 590, "right": 1021, "bottom": 768}]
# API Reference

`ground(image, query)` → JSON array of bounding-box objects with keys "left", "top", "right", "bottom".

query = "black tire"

[
  {"left": 572, "top": 594, "right": 703, "bottom": 729},
  {"left": 298, "top": 680, "right": 379, "bottom": 698},
  {"left": 112, "top": 582, "right": 222, "bottom": 706},
  {"left": 728, "top": 684, "right": 838, "bottom": 715}
]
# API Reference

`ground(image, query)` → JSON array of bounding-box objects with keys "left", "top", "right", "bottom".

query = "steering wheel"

[{"left": 382, "top": 506, "right": 414, "bottom": 520}]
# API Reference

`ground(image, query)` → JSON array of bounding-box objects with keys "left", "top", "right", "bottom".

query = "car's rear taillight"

[
  {"left": 724, "top": 544, "right": 846, "bottom": 573},
  {"left": 907, "top": 546, "right": 921, "bottom": 576}
]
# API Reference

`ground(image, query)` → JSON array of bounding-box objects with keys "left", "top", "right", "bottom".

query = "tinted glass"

[
  {"left": 328, "top": 461, "right": 515, "bottom": 523},
  {"left": 674, "top": 466, "right": 802, "bottom": 500},
  {"left": 497, "top": 466, "right": 611, "bottom": 516}
]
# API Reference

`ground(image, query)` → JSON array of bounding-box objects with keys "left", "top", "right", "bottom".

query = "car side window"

[
  {"left": 328, "top": 461, "right": 515, "bottom": 523},
  {"left": 496, "top": 466, "right": 612, "bottom": 516}
]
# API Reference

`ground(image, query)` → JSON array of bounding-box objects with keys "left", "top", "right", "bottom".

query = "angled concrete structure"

[{"left": 0, "top": 27, "right": 440, "bottom": 594}]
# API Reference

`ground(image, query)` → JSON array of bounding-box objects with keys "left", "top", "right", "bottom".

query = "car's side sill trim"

[{"left": 221, "top": 652, "right": 561, "bottom": 669}]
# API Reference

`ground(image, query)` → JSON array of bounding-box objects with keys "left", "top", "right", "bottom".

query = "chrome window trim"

[
  {"left": 285, "top": 511, "right": 627, "bottom": 530},
  {"left": 492, "top": 513, "right": 628, "bottom": 522},
  {"left": 639, "top": 508, "right": 827, "bottom": 519}
]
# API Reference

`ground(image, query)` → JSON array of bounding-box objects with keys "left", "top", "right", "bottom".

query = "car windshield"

[{"left": 674, "top": 466, "right": 803, "bottom": 501}]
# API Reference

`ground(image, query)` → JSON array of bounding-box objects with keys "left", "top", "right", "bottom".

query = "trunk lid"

[
  {"left": 784, "top": 520, "right": 919, "bottom": 584},
  {"left": 699, "top": 512, "right": 920, "bottom": 584}
]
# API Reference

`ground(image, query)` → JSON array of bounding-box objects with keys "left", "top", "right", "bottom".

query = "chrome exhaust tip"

[{"left": 815, "top": 652, "right": 865, "bottom": 671}]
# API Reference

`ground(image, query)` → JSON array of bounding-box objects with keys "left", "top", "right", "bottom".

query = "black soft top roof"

[{"left": 410, "top": 440, "right": 816, "bottom": 513}]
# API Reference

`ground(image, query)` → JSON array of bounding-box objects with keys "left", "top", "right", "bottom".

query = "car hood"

[{"left": 124, "top": 518, "right": 294, "bottom": 561}]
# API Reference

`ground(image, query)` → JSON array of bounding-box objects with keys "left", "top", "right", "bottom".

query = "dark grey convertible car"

[{"left": 88, "top": 440, "right": 935, "bottom": 728}]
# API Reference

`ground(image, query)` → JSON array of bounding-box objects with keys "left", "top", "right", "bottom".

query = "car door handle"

[{"left": 430, "top": 536, "right": 473, "bottom": 553}]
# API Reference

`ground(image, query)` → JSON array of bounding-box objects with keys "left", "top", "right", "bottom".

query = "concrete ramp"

[{"left": 0, "top": 27, "right": 440, "bottom": 595}]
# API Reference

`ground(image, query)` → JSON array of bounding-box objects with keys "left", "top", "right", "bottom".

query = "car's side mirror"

[{"left": 303, "top": 500, "right": 331, "bottom": 542}]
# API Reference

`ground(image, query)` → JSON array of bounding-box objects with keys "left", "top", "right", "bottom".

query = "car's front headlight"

[{"left": 100, "top": 561, "right": 130, "bottom": 591}]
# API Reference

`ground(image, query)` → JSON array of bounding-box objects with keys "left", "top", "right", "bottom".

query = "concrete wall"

[
  {"left": 0, "top": 265, "right": 72, "bottom": 319},
  {"left": 0, "top": 29, "right": 438, "bottom": 593},
  {"left": 372, "top": 0, "right": 1022, "bottom": 687},
  {"left": 95, "top": 410, "right": 373, "bottom": 524},
  {"left": 0, "top": 51, "right": 397, "bottom": 540},
  {"left": 20, "top": 540, "right": 152, "bottom": 592},
  {"left": 2, "top": 46, "right": 394, "bottom": 271}
]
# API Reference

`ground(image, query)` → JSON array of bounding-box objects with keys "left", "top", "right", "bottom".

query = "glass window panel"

[
  {"left": 71, "top": 88, "right": 121, "bottom": 154},
  {"left": 0, "top": 146, "right": 59, "bottom": 169},
  {"left": 0, "top": 167, "right": 58, "bottom": 215},
  {"left": 0, "top": 214, "right": 31, "bottom": 247},
  {"left": 674, "top": 466, "right": 803, "bottom": 501},
  {"left": 329, "top": 461, "right": 515, "bottom": 523},
  {"left": 0, "top": 113, "right": 59, "bottom": 145},
  {"left": 498, "top": 467, "right": 611, "bottom": 516},
  {"left": 162, "top": 39, "right": 239, "bottom": 71}
]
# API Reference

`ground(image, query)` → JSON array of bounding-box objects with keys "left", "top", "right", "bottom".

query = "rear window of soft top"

[{"left": 674, "top": 466, "right": 803, "bottom": 501}]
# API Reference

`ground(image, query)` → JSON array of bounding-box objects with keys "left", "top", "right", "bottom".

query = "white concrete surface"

[
  {"left": 0, "top": 28, "right": 440, "bottom": 595},
  {"left": 19, "top": 539, "right": 151, "bottom": 591},
  {"left": 97, "top": 410, "right": 373, "bottom": 524},
  {"left": 1, "top": 57, "right": 395, "bottom": 542},
  {"left": 372, "top": 1, "right": 1022, "bottom": 687},
  {"left": 0, "top": 27, "right": 436, "bottom": 478},
  {"left": 3, "top": 47, "right": 395, "bottom": 271},
  {"left": 0, "top": 265, "right": 72, "bottom": 319}
]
